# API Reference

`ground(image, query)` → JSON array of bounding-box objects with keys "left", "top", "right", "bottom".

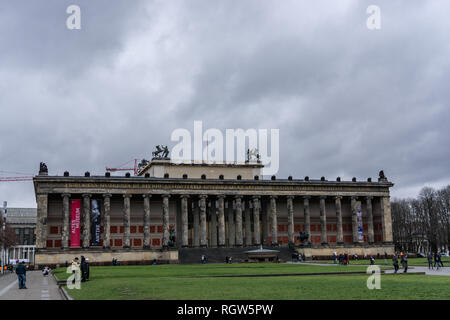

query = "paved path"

[
  {"left": 0, "top": 271, "right": 63, "bottom": 300},
  {"left": 288, "top": 262, "right": 450, "bottom": 276}
]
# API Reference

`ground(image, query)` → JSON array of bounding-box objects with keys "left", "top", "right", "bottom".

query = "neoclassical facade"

[{"left": 33, "top": 160, "right": 394, "bottom": 266}]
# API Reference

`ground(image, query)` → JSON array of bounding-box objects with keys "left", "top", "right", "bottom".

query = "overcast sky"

[{"left": 1, "top": 0, "right": 449, "bottom": 208}]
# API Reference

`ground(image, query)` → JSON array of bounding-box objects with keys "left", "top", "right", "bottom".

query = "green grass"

[
  {"left": 309, "top": 257, "right": 450, "bottom": 266},
  {"left": 53, "top": 263, "right": 450, "bottom": 300}
]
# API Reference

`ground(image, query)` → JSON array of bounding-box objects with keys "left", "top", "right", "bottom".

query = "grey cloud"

[{"left": 0, "top": 0, "right": 449, "bottom": 207}]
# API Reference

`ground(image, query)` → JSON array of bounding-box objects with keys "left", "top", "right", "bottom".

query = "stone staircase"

[{"left": 178, "top": 246, "right": 295, "bottom": 264}]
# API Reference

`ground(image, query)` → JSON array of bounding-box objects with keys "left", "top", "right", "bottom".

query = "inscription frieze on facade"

[{"left": 34, "top": 180, "right": 391, "bottom": 194}]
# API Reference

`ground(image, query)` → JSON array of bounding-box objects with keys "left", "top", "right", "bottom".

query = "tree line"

[{"left": 391, "top": 185, "right": 449, "bottom": 254}]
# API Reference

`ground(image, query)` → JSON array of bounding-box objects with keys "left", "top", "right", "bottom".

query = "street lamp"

[{"left": 1, "top": 201, "right": 7, "bottom": 275}]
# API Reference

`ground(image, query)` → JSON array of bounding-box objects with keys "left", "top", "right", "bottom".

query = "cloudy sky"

[{"left": 1, "top": 0, "right": 449, "bottom": 207}]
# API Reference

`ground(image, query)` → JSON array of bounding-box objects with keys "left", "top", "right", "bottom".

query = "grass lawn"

[
  {"left": 53, "top": 263, "right": 450, "bottom": 300},
  {"left": 309, "top": 257, "right": 450, "bottom": 266}
]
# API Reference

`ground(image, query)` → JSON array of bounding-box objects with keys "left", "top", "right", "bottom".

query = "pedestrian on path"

[
  {"left": 402, "top": 254, "right": 408, "bottom": 273},
  {"left": 384, "top": 252, "right": 388, "bottom": 265},
  {"left": 437, "top": 252, "right": 444, "bottom": 268},
  {"left": 15, "top": 261, "right": 27, "bottom": 289},
  {"left": 392, "top": 253, "right": 399, "bottom": 274},
  {"left": 434, "top": 252, "right": 440, "bottom": 270},
  {"left": 427, "top": 252, "right": 434, "bottom": 270}
]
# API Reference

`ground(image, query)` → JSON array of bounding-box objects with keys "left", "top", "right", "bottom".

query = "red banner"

[{"left": 70, "top": 199, "right": 81, "bottom": 248}]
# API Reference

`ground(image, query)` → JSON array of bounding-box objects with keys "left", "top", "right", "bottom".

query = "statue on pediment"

[{"left": 152, "top": 145, "right": 170, "bottom": 159}]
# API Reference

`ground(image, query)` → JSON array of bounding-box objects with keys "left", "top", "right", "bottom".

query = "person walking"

[
  {"left": 333, "top": 252, "right": 337, "bottom": 264},
  {"left": 402, "top": 254, "right": 408, "bottom": 273},
  {"left": 437, "top": 252, "right": 444, "bottom": 268},
  {"left": 434, "top": 252, "right": 440, "bottom": 270},
  {"left": 392, "top": 254, "right": 399, "bottom": 274},
  {"left": 15, "top": 261, "right": 27, "bottom": 289},
  {"left": 339, "top": 253, "right": 343, "bottom": 265},
  {"left": 427, "top": 252, "right": 434, "bottom": 270},
  {"left": 384, "top": 252, "right": 388, "bottom": 265}
]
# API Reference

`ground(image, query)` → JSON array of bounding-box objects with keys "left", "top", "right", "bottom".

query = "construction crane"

[
  {"left": 0, "top": 176, "right": 33, "bottom": 182},
  {"left": 0, "top": 171, "right": 33, "bottom": 182},
  {"left": 105, "top": 158, "right": 141, "bottom": 176}
]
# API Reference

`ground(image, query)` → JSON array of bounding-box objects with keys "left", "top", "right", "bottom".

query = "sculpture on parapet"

[
  {"left": 297, "top": 231, "right": 310, "bottom": 246},
  {"left": 137, "top": 159, "right": 149, "bottom": 173},
  {"left": 152, "top": 145, "right": 170, "bottom": 159},
  {"left": 378, "top": 170, "right": 387, "bottom": 182},
  {"left": 246, "top": 148, "right": 261, "bottom": 163},
  {"left": 39, "top": 162, "right": 48, "bottom": 175}
]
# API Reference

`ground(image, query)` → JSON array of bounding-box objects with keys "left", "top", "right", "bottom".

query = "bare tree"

[{"left": 391, "top": 185, "right": 449, "bottom": 254}]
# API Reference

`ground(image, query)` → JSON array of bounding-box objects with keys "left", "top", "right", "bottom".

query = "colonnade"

[{"left": 36, "top": 193, "right": 392, "bottom": 249}]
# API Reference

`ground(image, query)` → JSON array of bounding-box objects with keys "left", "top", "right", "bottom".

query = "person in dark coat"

[
  {"left": 402, "top": 255, "right": 408, "bottom": 273},
  {"left": 434, "top": 252, "right": 440, "bottom": 270},
  {"left": 392, "top": 254, "right": 399, "bottom": 274},
  {"left": 85, "top": 258, "right": 90, "bottom": 281},
  {"left": 437, "top": 252, "right": 444, "bottom": 268},
  {"left": 80, "top": 256, "right": 87, "bottom": 282},
  {"left": 15, "top": 261, "right": 27, "bottom": 289},
  {"left": 427, "top": 252, "right": 434, "bottom": 270}
]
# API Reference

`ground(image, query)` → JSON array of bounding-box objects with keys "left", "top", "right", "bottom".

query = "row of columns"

[{"left": 39, "top": 193, "right": 392, "bottom": 250}]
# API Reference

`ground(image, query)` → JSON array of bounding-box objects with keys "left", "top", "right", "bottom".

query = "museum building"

[{"left": 33, "top": 158, "right": 394, "bottom": 266}]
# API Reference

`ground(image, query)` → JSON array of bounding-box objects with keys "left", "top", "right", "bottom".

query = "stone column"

[
  {"left": 61, "top": 193, "right": 70, "bottom": 249},
  {"left": 262, "top": 199, "right": 268, "bottom": 245},
  {"left": 181, "top": 195, "right": 189, "bottom": 247},
  {"left": 320, "top": 196, "right": 328, "bottom": 245},
  {"left": 162, "top": 194, "right": 170, "bottom": 248},
  {"left": 366, "top": 196, "right": 374, "bottom": 244},
  {"left": 227, "top": 200, "right": 235, "bottom": 247},
  {"left": 244, "top": 199, "right": 252, "bottom": 246},
  {"left": 103, "top": 194, "right": 112, "bottom": 249},
  {"left": 193, "top": 200, "right": 200, "bottom": 247},
  {"left": 217, "top": 195, "right": 226, "bottom": 247},
  {"left": 351, "top": 196, "right": 359, "bottom": 243},
  {"left": 303, "top": 196, "right": 311, "bottom": 241},
  {"left": 36, "top": 193, "right": 48, "bottom": 249},
  {"left": 210, "top": 198, "right": 217, "bottom": 247},
  {"left": 335, "top": 196, "right": 343, "bottom": 245},
  {"left": 287, "top": 196, "right": 294, "bottom": 245},
  {"left": 123, "top": 194, "right": 132, "bottom": 248},
  {"left": 270, "top": 196, "right": 278, "bottom": 246},
  {"left": 143, "top": 194, "right": 151, "bottom": 249},
  {"left": 252, "top": 196, "right": 261, "bottom": 245},
  {"left": 380, "top": 196, "right": 393, "bottom": 243},
  {"left": 235, "top": 196, "right": 243, "bottom": 246},
  {"left": 199, "top": 195, "right": 208, "bottom": 247},
  {"left": 82, "top": 194, "right": 91, "bottom": 248}
]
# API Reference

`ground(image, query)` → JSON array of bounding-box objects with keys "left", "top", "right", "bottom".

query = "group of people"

[
  {"left": 291, "top": 253, "right": 306, "bottom": 262},
  {"left": 337, "top": 253, "right": 350, "bottom": 265},
  {"left": 427, "top": 252, "right": 445, "bottom": 270},
  {"left": 225, "top": 256, "right": 233, "bottom": 264},
  {"left": 71, "top": 256, "right": 90, "bottom": 282},
  {"left": 392, "top": 252, "right": 408, "bottom": 273},
  {"left": 201, "top": 255, "right": 207, "bottom": 264}
]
